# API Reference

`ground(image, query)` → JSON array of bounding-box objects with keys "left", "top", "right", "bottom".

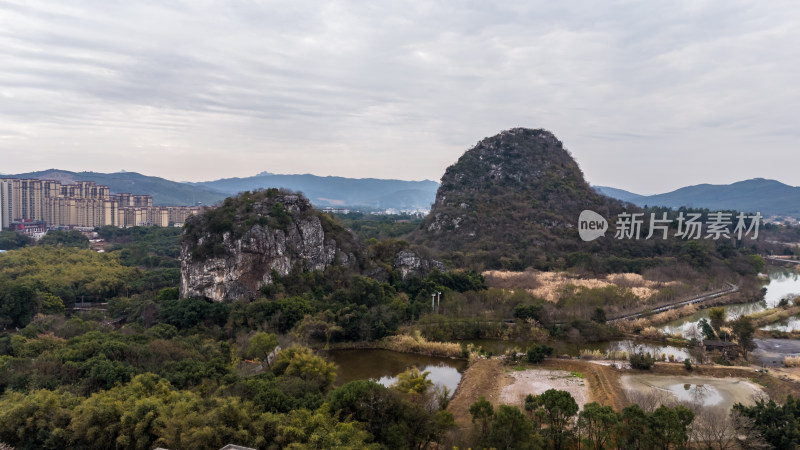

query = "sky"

[{"left": 1, "top": 1, "right": 799, "bottom": 194}]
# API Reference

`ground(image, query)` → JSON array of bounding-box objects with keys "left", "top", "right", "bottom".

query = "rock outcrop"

[
  {"left": 180, "top": 190, "right": 358, "bottom": 301},
  {"left": 393, "top": 250, "right": 445, "bottom": 280},
  {"left": 412, "top": 128, "right": 624, "bottom": 268}
]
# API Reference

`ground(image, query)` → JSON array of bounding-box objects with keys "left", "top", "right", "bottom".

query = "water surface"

[{"left": 328, "top": 349, "right": 467, "bottom": 393}]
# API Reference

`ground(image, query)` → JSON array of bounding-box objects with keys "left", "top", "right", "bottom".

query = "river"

[{"left": 660, "top": 267, "right": 800, "bottom": 337}]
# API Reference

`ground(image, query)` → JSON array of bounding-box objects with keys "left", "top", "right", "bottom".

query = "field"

[
  {"left": 482, "top": 270, "right": 671, "bottom": 302},
  {"left": 447, "top": 358, "right": 800, "bottom": 429}
]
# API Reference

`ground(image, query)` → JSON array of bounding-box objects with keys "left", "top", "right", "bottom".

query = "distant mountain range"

[
  {"left": 190, "top": 172, "right": 438, "bottom": 210},
  {"left": 3, "top": 169, "right": 438, "bottom": 210},
  {"left": 6, "top": 169, "right": 795, "bottom": 216},
  {"left": 594, "top": 178, "right": 800, "bottom": 218}
]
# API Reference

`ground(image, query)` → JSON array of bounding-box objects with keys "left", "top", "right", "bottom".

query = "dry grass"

[
  {"left": 648, "top": 304, "right": 698, "bottom": 325},
  {"left": 381, "top": 330, "right": 465, "bottom": 359},
  {"left": 749, "top": 305, "right": 800, "bottom": 327},
  {"left": 483, "top": 269, "right": 673, "bottom": 303},
  {"left": 639, "top": 326, "right": 664, "bottom": 340},
  {"left": 616, "top": 318, "right": 651, "bottom": 333},
  {"left": 784, "top": 356, "right": 800, "bottom": 367}
]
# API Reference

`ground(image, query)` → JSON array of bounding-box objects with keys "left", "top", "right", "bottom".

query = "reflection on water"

[
  {"left": 668, "top": 383, "right": 723, "bottom": 406},
  {"left": 328, "top": 349, "right": 467, "bottom": 393},
  {"left": 661, "top": 268, "right": 800, "bottom": 337}
]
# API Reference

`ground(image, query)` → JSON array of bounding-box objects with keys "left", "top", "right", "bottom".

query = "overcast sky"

[{"left": 1, "top": 1, "right": 798, "bottom": 194}]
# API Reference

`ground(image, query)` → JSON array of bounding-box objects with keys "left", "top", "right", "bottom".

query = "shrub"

[
  {"left": 630, "top": 351, "right": 656, "bottom": 370},
  {"left": 526, "top": 343, "right": 554, "bottom": 363}
]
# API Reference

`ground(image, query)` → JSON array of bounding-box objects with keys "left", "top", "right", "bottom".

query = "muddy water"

[
  {"left": 328, "top": 349, "right": 467, "bottom": 392},
  {"left": 661, "top": 268, "right": 800, "bottom": 337}
]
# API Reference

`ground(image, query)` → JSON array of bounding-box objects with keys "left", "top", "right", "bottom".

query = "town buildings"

[{"left": 0, "top": 178, "right": 203, "bottom": 231}]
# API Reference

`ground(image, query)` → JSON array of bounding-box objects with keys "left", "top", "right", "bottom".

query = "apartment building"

[{"left": 0, "top": 178, "right": 203, "bottom": 230}]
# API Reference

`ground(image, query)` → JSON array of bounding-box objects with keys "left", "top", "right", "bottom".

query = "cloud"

[{"left": 0, "top": 0, "right": 798, "bottom": 192}]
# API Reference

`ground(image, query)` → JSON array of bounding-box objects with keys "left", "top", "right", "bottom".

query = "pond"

[
  {"left": 660, "top": 267, "right": 800, "bottom": 337},
  {"left": 328, "top": 349, "right": 468, "bottom": 393},
  {"left": 621, "top": 374, "right": 765, "bottom": 412}
]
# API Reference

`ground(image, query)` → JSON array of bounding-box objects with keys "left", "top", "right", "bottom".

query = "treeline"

[
  {"left": 0, "top": 247, "right": 145, "bottom": 328},
  {"left": 0, "top": 314, "right": 453, "bottom": 450},
  {"left": 332, "top": 212, "right": 423, "bottom": 240}
]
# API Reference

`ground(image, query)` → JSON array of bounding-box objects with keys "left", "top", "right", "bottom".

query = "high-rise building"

[{"left": 0, "top": 177, "right": 204, "bottom": 231}]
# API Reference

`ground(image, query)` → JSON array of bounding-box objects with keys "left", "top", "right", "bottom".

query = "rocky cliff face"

[
  {"left": 393, "top": 250, "right": 445, "bottom": 280},
  {"left": 180, "top": 191, "right": 358, "bottom": 301}
]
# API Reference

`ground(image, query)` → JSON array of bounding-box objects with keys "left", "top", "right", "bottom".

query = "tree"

[
  {"left": 272, "top": 346, "right": 337, "bottom": 392},
  {"left": 578, "top": 402, "right": 621, "bottom": 449},
  {"left": 469, "top": 396, "right": 494, "bottom": 442},
  {"left": 488, "top": 405, "right": 542, "bottom": 450},
  {"left": 0, "top": 284, "right": 37, "bottom": 328},
  {"left": 328, "top": 380, "right": 403, "bottom": 445},
  {"left": 392, "top": 366, "right": 433, "bottom": 395},
  {"left": 733, "top": 395, "right": 800, "bottom": 450},
  {"left": 708, "top": 307, "right": 726, "bottom": 332},
  {"left": 37, "top": 230, "right": 89, "bottom": 249},
  {"left": 0, "top": 389, "right": 78, "bottom": 449},
  {"left": 731, "top": 315, "right": 756, "bottom": 359},
  {"left": 699, "top": 318, "right": 716, "bottom": 340},
  {"left": 629, "top": 351, "right": 656, "bottom": 370},
  {"left": 528, "top": 389, "right": 578, "bottom": 450},
  {"left": 591, "top": 307, "right": 607, "bottom": 324},
  {"left": 526, "top": 343, "right": 554, "bottom": 364},
  {"left": 618, "top": 405, "right": 648, "bottom": 450},
  {"left": 246, "top": 332, "right": 279, "bottom": 369},
  {"left": 0, "top": 230, "right": 33, "bottom": 250},
  {"left": 646, "top": 405, "right": 694, "bottom": 450}
]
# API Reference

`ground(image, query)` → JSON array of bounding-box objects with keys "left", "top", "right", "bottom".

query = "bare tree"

[
  {"left": 731, "top": 411, "right": 771, "bottom": 450},
  {"left": 690, "top": 408, "right": 738, "bottom": 450}
]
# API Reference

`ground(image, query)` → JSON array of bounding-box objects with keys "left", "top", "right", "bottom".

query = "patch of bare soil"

[{"left": 500, "top": 369, "right": 589, "bottom": 410}]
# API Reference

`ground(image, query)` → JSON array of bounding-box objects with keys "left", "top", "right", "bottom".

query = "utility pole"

[
  {"left": 431, "top": 293, "right": 436, "bottom": 311},
  {"left": 437, "top": 291, "right": 442, "bottom": 309}
]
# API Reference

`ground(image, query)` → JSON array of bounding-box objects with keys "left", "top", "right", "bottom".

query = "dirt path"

[{"left": 447, "top": 358, "right": 510, "bottom": 429}]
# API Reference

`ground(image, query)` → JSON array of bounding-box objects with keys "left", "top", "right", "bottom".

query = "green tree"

[
  {"left": 629, "top": 351, "right": 656, "bottom": 370},
  {"left": 245, "top": 332, "right": 279, "bottom": 368},
  {"left": 733, "top": 395, "right": 800, "bottom": 450},
  {"left": 528, "top": 389, "right": 578, "bottom": 450},
  {"left": 272, "top": 346, "right": 337, "bottom": 392},
  {"left": 392, "top": 366, "right": 433, "bottom": 395},
  {"left": 646, "top": 405, "right": 694, "bottom": 450},
  {"left": 699, "top": 318, "right": 716, "bottom": 340},
  {"left": 731, "top": 315, "right": 756, "bottom": 359},
  {"left": 617, "top": 405, "right": 648, "bottom": 450},
  {"left": 708, "top": 307, "right": 726, "bottom": 332},
  {"left": 578, "top": 402, "right": 620, "bottom": 449},
  {"left": 488, "top": 405, "right": 542, "bottom": 450},
  {"left": 0, "top": 230, "right": 33, "bottom": 250},
  {"left": 0, "top": 284, "right": 36, "bottom": 328},
  {"left": 0, "top": 389, "right": 78, "bottom": 449},
  {"left": 469, "top": 396, "right": 494, "bottom": 442},
  {"left": 526, "top": 343, "right": 554, "bottom": 364},
  {"left": 37, "top": 230, "right": 89, "bottom": 249}
]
